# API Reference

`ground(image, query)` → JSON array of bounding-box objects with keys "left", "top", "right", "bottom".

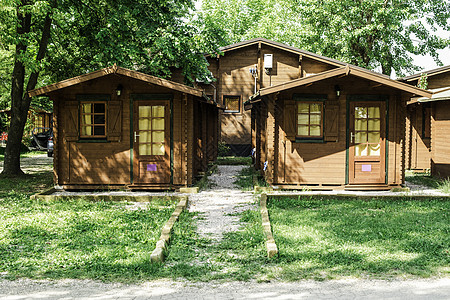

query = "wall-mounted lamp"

[
  {"left": 335, "top": 85, "right": 341, "bottom": 97},
  {"left": 249, "top": 65, "right": 258, "bottom": 78},
  {"left": 249, "top": 65, "right": 258, "bottom": 94},
  {"left": 116, "top": 84, "right": 123, "bottom": 96}
]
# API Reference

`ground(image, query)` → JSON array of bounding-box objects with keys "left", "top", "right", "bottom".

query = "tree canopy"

[
  {"left": 0, "top": 0, "right": 224, "bottom": 175},
  {"left": 201, "top": 0, "right": 450, "bottom": 76}
]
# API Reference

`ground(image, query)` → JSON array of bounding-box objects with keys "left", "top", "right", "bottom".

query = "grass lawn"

[
  {"left": 0, "top": 147, "right": 45, "bottom": 161},
  {"left": 267, "top": 196, "right": 450, "bottom": 280},
  {"left": 0, "top": 171, "right": 178, "bottom": 282},
  {"left": 406, "top": 171, "right": 450, "bottom": 193},
  {"left": 216, "top": 156, "right": 252, "bottom": 165}
]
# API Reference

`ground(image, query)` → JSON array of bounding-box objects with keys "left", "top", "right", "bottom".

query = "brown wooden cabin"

[
  {"left": 246, "top": 65, "right": 432, "bottom": 190},
  {"left": 0, "top": 106, "right": 52, "bottom": 134},
  {"left": 401, "top": 65, "right": 450, "bottom": 178},
  {"left": 200, "top": 38, "right": 361, "bottom": 156},
  {"left": 28, "top": 65, "right": 220, "bottom": 190}
]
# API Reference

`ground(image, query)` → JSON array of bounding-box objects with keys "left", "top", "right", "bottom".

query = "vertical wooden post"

[
  {"left": 52, "top": 97, "right": 58, "bottom": 185},
  {"left": 298, "top": 54, "right": 303, "bottom": 79},
  {"left": 266, "top": 95, "right": 276, "bottom": 184},
  {"left": 182, "top": 93, "right": 188, "bottom": 185},
  {"left": 258, "top": 42, "right": 262, "bottom": 90}
]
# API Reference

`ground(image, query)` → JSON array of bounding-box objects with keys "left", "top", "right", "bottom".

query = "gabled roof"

[
  {"left": 28, "top": 65, "right": 203, "bottom": 98},
  {"left": 400, "top": 65, "right": 450, "bottom": 82},
  {"left": 409, "top": 86, "right": 450, "bottom": 105},
  {"left": 213, "top": 38, "right": 389, "bottom": 78},
  {"left": 247, "top": 65, "right": 432, "bottom": 104}
]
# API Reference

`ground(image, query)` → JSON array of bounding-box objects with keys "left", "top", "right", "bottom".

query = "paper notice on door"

[
  {"left": 361, "top": 164, "right": 372, "bottom": 172},
  {"left": 147, "top": 164, "right": 157, "bottom": 171}
]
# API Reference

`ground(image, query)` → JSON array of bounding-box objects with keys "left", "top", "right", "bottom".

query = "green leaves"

[{"left": 202, "top": 0, "right": 450, "bottom": 76}]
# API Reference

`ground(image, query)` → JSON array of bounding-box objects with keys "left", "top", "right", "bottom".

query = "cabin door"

[
  {"left": 348, "top": 102, "right": 386, "bottom": 184},
  {"left": 133, "top": 100, "right": 170, "bottom": 184}
]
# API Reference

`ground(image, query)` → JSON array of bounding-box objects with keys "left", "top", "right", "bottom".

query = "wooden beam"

[
  {"left": 349, "top": 68, "right": 433, "bottom": 98},
  {"left": 298, "top": 54, "right": 303, "bottom": 79},
  {"left": 29, "top": 65, "right": 203, "bottom": 98}
]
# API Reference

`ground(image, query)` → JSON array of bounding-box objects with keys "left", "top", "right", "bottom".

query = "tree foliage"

[
  {"left": 0, "top": 0, "right": 224, "bottom": 175},
  {"left": 201, "top": 0, "right": 450, "bottom": 76}
]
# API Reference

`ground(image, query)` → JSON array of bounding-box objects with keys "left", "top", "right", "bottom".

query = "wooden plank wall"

[
  {"left": 53, "top": 75, "right": 215, "bottom": 188},
  {"left": 405, "top": 104, "right": 431, "bottom": 170},
  {"left": 204, "top": 43, "right": 336, "bottom": 148},
  {"left": 257, "top": 76, "right": 407, "bottom": 187},
  {"left": 431, "top": 101, "right": 450, "bottom": 178}
]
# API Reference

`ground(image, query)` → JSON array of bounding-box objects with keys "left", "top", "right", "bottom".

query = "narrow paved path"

[
  {"left": 1, "top": 278, "right": 449, "bottom": 299},
  {"left": 188, "top": 165, "right": 255, "bottom": 241}
]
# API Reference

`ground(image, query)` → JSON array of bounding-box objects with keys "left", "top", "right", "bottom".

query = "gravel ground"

[
  {"left": 1, "top": 278, "right": 449, "bottom": 300},
  {"left": 188, "top": 165, "right": 255, "bottom": 240}
]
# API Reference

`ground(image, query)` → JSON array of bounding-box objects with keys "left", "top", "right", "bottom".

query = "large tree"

[
  {"left": 0, "top": 0, "right": 223, "bottom": 176},
  {"left": 201, "top": 0, "right": 450, "bottom": 75}
]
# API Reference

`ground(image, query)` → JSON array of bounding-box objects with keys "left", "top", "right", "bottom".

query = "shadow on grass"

[{"left": 267, "top": 196, "right": 450, "bottom": 279}]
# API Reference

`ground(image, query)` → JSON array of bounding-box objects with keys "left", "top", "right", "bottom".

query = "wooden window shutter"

[
  {"left": 107, "top": 101, "right": 122, "bottom": 142},
  {"left": 324, "top": 101, "right": 339, "bottom": 142},
  {"left": 284, "top": 99, "right": 296, "bottom": 141},
  {"left": 64, "top": 101, "right": 79, "bottom": 141}
]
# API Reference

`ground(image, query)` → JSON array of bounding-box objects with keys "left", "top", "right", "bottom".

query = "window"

[
  {"left": 34, "top": 115, "right": 44, "bottom": 133},
  {"left": 297, "top": 102, "right": 323, "bottom": 138},
  {"left": 224, "top": 95, "right": 240, "bottom": 113},
  {"left": 138, "top": 105, "right": 165, "bottom": 156},
  {"left": 80, "top": 102, "right": 106, "bottom": 138}
]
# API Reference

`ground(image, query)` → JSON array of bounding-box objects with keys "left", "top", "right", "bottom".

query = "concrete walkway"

[{"left": 1, "top": 278, "right": 449, "bottom": 299}]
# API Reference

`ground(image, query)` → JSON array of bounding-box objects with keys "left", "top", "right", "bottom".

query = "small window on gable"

[
  {"left": 224, "top": 95, "right": 240, "bottom": 113},
  {"left": 80, "top": 102, "right": 107, "bottom": 138},
  {"left": 297, "top": 101, "right": 323, "bottom": 138}
]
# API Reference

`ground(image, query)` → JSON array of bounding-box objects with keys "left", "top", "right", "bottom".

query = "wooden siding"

[
  {"left": 431, "top": 101, "right": 450, "bottom": 178},
  {"left": 202, "top": 43, "right": 338, "bottom": 148},
  {"left": 51, "top": 73, "right": 217, "bottom": 188},
  {"left": 405, "top": 104, "right": 432, "bottom": 170},
  {"left": 254, "top": 75, "right": 407, "bottom": 187}
]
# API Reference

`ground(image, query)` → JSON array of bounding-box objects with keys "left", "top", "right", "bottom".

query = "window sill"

[
  {"left": 77, "top": 139, "right": 110, "bottom": 143},
  {"left": 295, "top": 138, "right": 324, "bottom": 143}
]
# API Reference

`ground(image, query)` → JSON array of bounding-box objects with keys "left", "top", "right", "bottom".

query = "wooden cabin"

[
  {"left": 401, "top": 65, "right": 450, "bottom": 178},
  {"left": 0, "top": 106, "right": 52, "bottom": 134},
  {"left": 247, "top": 65, "right": 431, "bottom": 190},
  {"left": 29, "top": 65, "right": 220, "bottom": 190},
  {"left": 200, "top": 38, "right": 361, "bottom": 156}
]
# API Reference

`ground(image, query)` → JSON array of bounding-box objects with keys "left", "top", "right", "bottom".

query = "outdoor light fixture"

[
  {"left": 249, "top": 65, "right": 258, "bottom": 94},
  {"left": 116, "top": 84, "right": 123, "bottom": 96},
  {"left": 335, "top": 85, "right": 341, "bottom": 97}
]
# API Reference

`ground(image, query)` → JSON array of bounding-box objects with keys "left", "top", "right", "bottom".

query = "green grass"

[
  {"left": 216, "top": 156, "right": 252, "bottom": 165},
  {"left": 267, "top": 196, "right": 450, "bottom": 280},
  {"left": 0, "top": 146, "right": 44, "bottom": 160},
  {"left": 406, "top": 171, "right": 450, "bottom": 193},
  {"left": 164, "top": 209, "right": 269, "bottom": 281},
  {"left": 0, "top": 171, "right": 179, "bottom": 282},
  {"left": 234, "top": 166, "right": 267, "bottom": 191}
]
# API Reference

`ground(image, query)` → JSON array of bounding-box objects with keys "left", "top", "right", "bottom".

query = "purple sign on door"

[
  {"left": 147, "top": 164, "right": 157, "bottom": 171},
  {"left": 361, "top": 164, "right": 372, "bottom": 172}
]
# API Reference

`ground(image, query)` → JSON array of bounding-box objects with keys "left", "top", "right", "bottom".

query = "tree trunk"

[{"left": 1, "top": 4, "right": 53, "bottom": 176}]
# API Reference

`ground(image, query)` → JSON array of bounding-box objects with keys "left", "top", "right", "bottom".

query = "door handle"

[
  {"left": 134, "top": 131, "right": 140, "bottom": 142},
  {"left": 350, "top": 132, "right": 355, "bottom": 144}
]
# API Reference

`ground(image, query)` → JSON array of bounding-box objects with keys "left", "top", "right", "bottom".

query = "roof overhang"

[
  {"left": 400, "top": 65, "right": 450, "bottom": 82},
  {"left": 28, "top": 65, "right": 203, "bottom": 98},
  {"left": 246, "top": 65, "right": 432, "bottom": 106},
  {"left": 408, "top": 86, "right": 450, "bottom": 105}
]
